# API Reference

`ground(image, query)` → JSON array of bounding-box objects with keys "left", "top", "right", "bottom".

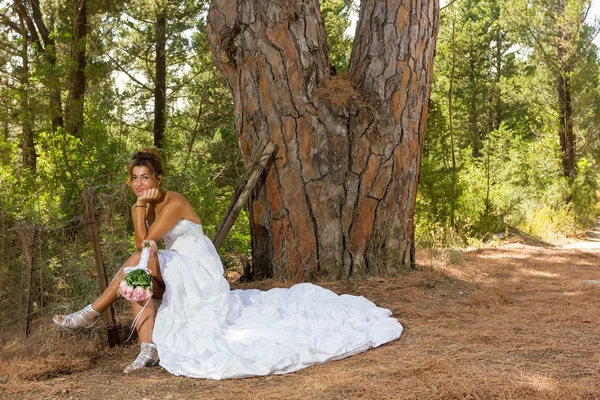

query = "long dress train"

[{"left": 153, "top": 219, "right": 403, "bottom": 379}]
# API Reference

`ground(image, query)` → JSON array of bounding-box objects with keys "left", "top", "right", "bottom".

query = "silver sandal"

[
  {"left": 52, "top": 304, "right": 101, "bottom": 332},
  {"left": 123, "top": 342, "right": 160, "bottom": 373}
]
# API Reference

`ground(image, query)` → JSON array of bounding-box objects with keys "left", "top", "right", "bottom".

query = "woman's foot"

[
  {"left": 53, "top": 304, "right": 102, "bottom": 332},
  {"left": 123, "top": 342, "right": 159, "bottom": 373}
]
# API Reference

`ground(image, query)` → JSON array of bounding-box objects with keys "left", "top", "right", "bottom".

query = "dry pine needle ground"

[{"left": 1, "top": 240, "right": 599, "bottom": 399}]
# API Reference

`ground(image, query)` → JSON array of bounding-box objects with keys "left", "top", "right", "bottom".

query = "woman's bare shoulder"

[
  {"left": 165, "top": 190, "right": 195, "bottom": 207},
  {"left": 163, "top": 191, "right": 201, "bottom": 223}
]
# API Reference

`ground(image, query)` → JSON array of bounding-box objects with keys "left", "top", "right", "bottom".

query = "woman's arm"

[
  {"left": 144, "top": 196, "right": 187, "bottom": 242},
  {"left": 132, "top": 188, "right": 163, "bottom": 249},
  {"left": 132, "top": 201, "right": 149, "bottom": 250}
]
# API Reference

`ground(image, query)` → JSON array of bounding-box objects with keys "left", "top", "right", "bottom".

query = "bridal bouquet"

[{"left": 119, "top": 243, "right": 153, "bottom": 302}]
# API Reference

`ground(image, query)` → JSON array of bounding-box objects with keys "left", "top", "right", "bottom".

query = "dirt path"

[
  {"left": 2, "top": 233, "right": 599, "bottom": 399},
  {"left": 561, "top": 217, "right": 600, "bottom": 251}
]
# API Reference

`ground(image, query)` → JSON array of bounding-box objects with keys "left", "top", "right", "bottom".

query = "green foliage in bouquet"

[{"left": 124, "top": 269, "right": 152, "bottom": 290}]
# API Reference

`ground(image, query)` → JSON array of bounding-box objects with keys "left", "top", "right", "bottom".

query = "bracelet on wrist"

[{"left": 134, "top": 203, "right": 147, "bottom": 208}]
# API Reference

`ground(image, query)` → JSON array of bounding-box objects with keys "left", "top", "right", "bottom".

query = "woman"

[{"left": 54, "top": 148, "right": 403, "bottom": 378}]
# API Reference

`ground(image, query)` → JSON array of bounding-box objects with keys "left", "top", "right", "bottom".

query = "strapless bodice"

[{"left": 162, "top": 219, "right": 205, "bottom": 251}]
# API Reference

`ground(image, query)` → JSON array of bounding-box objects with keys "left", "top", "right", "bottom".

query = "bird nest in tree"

[{"left": 314, "top": 74, "right": 372, "bottom": 112}]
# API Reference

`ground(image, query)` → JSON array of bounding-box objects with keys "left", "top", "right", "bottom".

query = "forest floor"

[{"left": 1, "top": 223, "right": 600, "bottom": 399}]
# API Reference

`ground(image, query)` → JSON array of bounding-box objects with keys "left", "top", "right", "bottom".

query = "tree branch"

[
  {"left": 0, "top": 12, "right": 21, "bottom": 33},
  {"left": 182, "top": 106, "right": 234, "bottom": 175},
  {"left": 525, "top": 26, "right": 560, "bottom": 72},
  {"left": 105, "top": 53, "right": 153, "bottom": 92},
  {"left": 0, "top": 39, "right": 19, "bottom": 54},
  {"left": 441, "top": 0, "right": 460, "bottom": 11},
  {"left": 13, "top": 0, "right": 43, "bottom": 51},
  {"left": 165, "top": 65, "right": 209, "bottom": 100},
  {"left": 25, "top": 0, "right": 50, "bottom": 47}
]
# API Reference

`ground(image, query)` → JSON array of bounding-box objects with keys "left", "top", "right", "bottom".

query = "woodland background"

[{"left": 0, "top": 0, "right": 598, "bottom": 339}]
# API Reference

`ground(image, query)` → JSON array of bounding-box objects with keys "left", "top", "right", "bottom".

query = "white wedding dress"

[{"left": 153, "top": 219, "right": 403, "bottom": 379}]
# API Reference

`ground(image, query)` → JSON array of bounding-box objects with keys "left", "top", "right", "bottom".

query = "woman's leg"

[
  {"left": 92, "top": 251, "right": 143, "bottom": 312},
  {"left": 54, "top": 251, "right": 142, "bottom": 327},
  {"left": 131, "top": 251, "right": 164, "bottom": 343},
  {"left": 124, "top": 253, "right": 163, "bottom": 373}
]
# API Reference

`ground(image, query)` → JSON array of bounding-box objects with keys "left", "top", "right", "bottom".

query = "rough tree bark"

[
  {"left": 65, "top": 0, "right": 87, "bottom": 138},
  {"left": 207, "top": 0, "right": 439, "bottom": 280},
  {"left": 154, "top": 6, "right": 167, "bottom": 150}
]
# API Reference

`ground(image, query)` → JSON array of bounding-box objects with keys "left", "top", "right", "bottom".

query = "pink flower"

[
  {"left": 132, "top": 287, "right": 145, "bottom": 301},
  {"left": 119, "top": 279, "right": 152, "bottom": 302},
  {"left": 119, "top": 281, "right": 135, "bottom": 300},
  {"left": 119, "top": 281, "right": 130, "bottom": 297}
]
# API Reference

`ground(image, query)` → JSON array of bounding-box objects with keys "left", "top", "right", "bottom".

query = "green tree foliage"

[
  {"left": 416, "top": 0, "right": 599, "bottom": 247},
  {"left": 0, "top": 0, "right": 243, "bottom": 330},
  {"left": 321, "top": 0, "right": 355, "bottom": 73}
]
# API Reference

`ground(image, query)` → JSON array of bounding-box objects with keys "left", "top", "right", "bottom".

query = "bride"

[{"left": 53, "top": 148, "right": 403, "bottom": 378}]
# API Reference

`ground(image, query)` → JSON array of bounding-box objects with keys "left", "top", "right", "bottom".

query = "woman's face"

[{"left": 130, "top": 165, "right": 159, "bottom": 196}]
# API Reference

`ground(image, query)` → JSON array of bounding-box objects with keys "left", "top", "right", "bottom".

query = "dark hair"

[{"left": 127, "top": 147, "right": 164, "bottom": 187}]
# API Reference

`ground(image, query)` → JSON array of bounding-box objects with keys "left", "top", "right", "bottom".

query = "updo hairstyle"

[{"left": 128, "top": 148, "right": 164, "bottom": 188}]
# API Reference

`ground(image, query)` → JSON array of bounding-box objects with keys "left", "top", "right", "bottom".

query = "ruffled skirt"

[{"left": 153, "top": 234, "right": 402, "bottom": 379}]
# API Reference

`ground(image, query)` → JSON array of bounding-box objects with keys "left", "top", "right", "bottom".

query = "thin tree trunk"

[
  {"left": 556, "top": 0, "right": 575, "bottom": 178},
  {"left": 448, "top": 11, "right": 457, "bottom": 226},
  {"left": 494, "top": 28, "right": 502, "bottom": 131},
  {"left": 47, "top": 18, "right": 64, "bottom": 134},
  {"left": 208, "top": 0, "right": 439, "bottom": 280},
  {"left": 557, "top": 71, "right": 575, "bottom": 178},
  {"left": 468, "top": 46, "right": 480, "bottom": 158},
  {"left": 154, "top": 6, "right": 167, "bottom": 150},
  {"left": 18, "top": 12, "right": 36, "bottom": 171},
  {"left": 25, "top": 226, "right": 39, "bottom": 337},
  {"left": 0, "top": 211, "right": 5, "bottom": 295},
  {"left": 66, "top": 0, "right": 87, "bottom": 138},
  {"left": 29, "top": 0, "right": 64, "bottom": 132},
  {"left": 16, "top": 225, "right": 37, "bottom": 336}
]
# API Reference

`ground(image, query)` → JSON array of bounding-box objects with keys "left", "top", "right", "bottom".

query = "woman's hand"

[
  {"left": 137, "top": 188, "right": 162, "bottom": 204},
  {"left": 141, "top": 239, "right": 158, "bottom": 257}
]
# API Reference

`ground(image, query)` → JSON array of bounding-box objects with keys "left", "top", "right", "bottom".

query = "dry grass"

[{"left": 1, "top": 242, "right": 600, "bottom": 399}]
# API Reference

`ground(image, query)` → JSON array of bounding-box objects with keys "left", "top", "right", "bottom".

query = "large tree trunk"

[
  {"left": 65, "top": 0, "right": 87, "bottom": 138},
  {"left": 154, "top": 6, "right": 167, "bottom": 150},
  {"left": 207, "top": 0, "right": 439, "bottom": 280}
]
